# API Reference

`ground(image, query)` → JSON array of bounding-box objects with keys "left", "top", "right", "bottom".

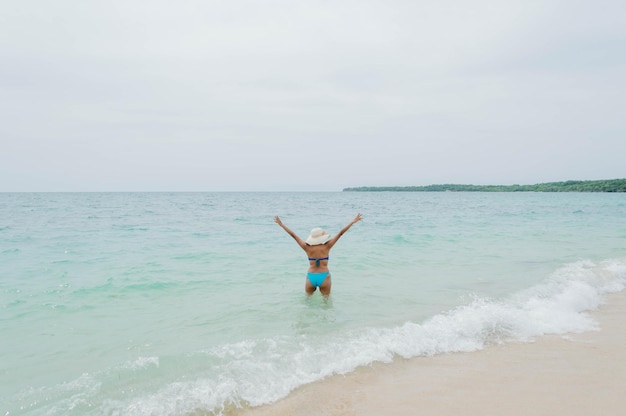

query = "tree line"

[{"left": 343, "top": 179, "right": 626, "bottom": 192}]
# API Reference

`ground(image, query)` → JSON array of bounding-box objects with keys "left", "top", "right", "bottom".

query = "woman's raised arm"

[
  {"left": 327, "top": 213, "right": 362, "bottom": 248},
  {"left": 275, "top": 216, "right": 307, "bottom": 249}
]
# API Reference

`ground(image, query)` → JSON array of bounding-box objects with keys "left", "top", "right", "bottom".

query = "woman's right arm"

[{"left": 275, "top": 216, "right": 308, "bottom": 249}]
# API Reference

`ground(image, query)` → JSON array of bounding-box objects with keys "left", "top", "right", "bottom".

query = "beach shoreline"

[{"left": 237, "top": 290, "right": 626, "bottom": 416}]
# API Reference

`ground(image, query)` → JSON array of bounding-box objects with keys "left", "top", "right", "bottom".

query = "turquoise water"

[{"left": 1, "top": 192, "right": 625, "bottom": 415}]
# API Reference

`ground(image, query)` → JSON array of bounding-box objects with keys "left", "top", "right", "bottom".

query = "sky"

[{"left": 1, "top": 0, "right": 625, "bottom": 191}]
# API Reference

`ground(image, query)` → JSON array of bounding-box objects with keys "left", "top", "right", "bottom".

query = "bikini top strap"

[{"left": 308, "top": 256, "right": 329, "bottom": 267}]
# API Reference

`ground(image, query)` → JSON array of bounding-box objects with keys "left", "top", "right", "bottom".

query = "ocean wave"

[
  {"left": 68, "top": 278, "right": 212, "bottom": 298},
  {"left": 9, "top": 258, "right": 625, "bottom": 416}
]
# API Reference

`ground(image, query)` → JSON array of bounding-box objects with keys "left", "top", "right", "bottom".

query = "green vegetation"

[{"left": 343, "top": 179, "right": 626, "bottom": 192}]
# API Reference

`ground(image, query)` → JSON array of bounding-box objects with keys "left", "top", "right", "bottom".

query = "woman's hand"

[
  {"left": 352, "top": 213, "right": 363, "bottom": 224},
  {"left": 274, "top": 216, "right": 284, "bottom": 227}
]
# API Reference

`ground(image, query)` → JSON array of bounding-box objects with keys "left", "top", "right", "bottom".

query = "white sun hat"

[{"left": 305, "top": 227, "right": 332, "bottom": 245}]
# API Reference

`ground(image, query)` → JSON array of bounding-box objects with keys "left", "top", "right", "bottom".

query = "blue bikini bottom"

[{"left": 307, "top": 272, "right": 330, "bottom": 287}]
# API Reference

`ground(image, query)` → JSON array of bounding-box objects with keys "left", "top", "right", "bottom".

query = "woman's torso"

[{"left": 305, "top": 245, "right": 330, "bottom": 272}]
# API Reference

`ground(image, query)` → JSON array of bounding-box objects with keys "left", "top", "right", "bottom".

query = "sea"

[{"left": 1, "top": 191, "right": 625, "bottom": 415}]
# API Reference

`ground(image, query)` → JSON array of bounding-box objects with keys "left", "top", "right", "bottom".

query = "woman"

[{"left": 274, "top": 213, "right": 362, "bottom": 295}]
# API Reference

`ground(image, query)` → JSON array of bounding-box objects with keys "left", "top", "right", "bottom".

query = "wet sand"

[{"left": 238, "top": 291, "right": 626, "bottom": 416}]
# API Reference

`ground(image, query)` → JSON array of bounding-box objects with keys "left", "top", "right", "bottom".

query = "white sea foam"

[{"left": 120, "top": 356, "right": 160, "bottom": 370}]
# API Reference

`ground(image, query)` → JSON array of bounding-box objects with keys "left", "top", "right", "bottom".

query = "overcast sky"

[{"left": 1, "top": 0, "right": 624, "bottom": 191}]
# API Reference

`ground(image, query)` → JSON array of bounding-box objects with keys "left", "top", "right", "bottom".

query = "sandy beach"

[{"left": 238, "top": 291, "right": 626, "bottom": 416}]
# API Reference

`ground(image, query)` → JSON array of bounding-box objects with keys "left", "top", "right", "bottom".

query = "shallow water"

[{"left": 1, "top": 192, "right": 625, "bottom": 415}]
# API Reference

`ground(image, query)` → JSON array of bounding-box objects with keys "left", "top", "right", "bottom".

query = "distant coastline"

[{"left": 343, "top": 179, "right": 626, "bottom": 192}]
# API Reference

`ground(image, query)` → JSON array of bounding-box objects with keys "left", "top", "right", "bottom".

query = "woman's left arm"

[{"left": 327, "top": 213, "right": 362, "bottom": 248}]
